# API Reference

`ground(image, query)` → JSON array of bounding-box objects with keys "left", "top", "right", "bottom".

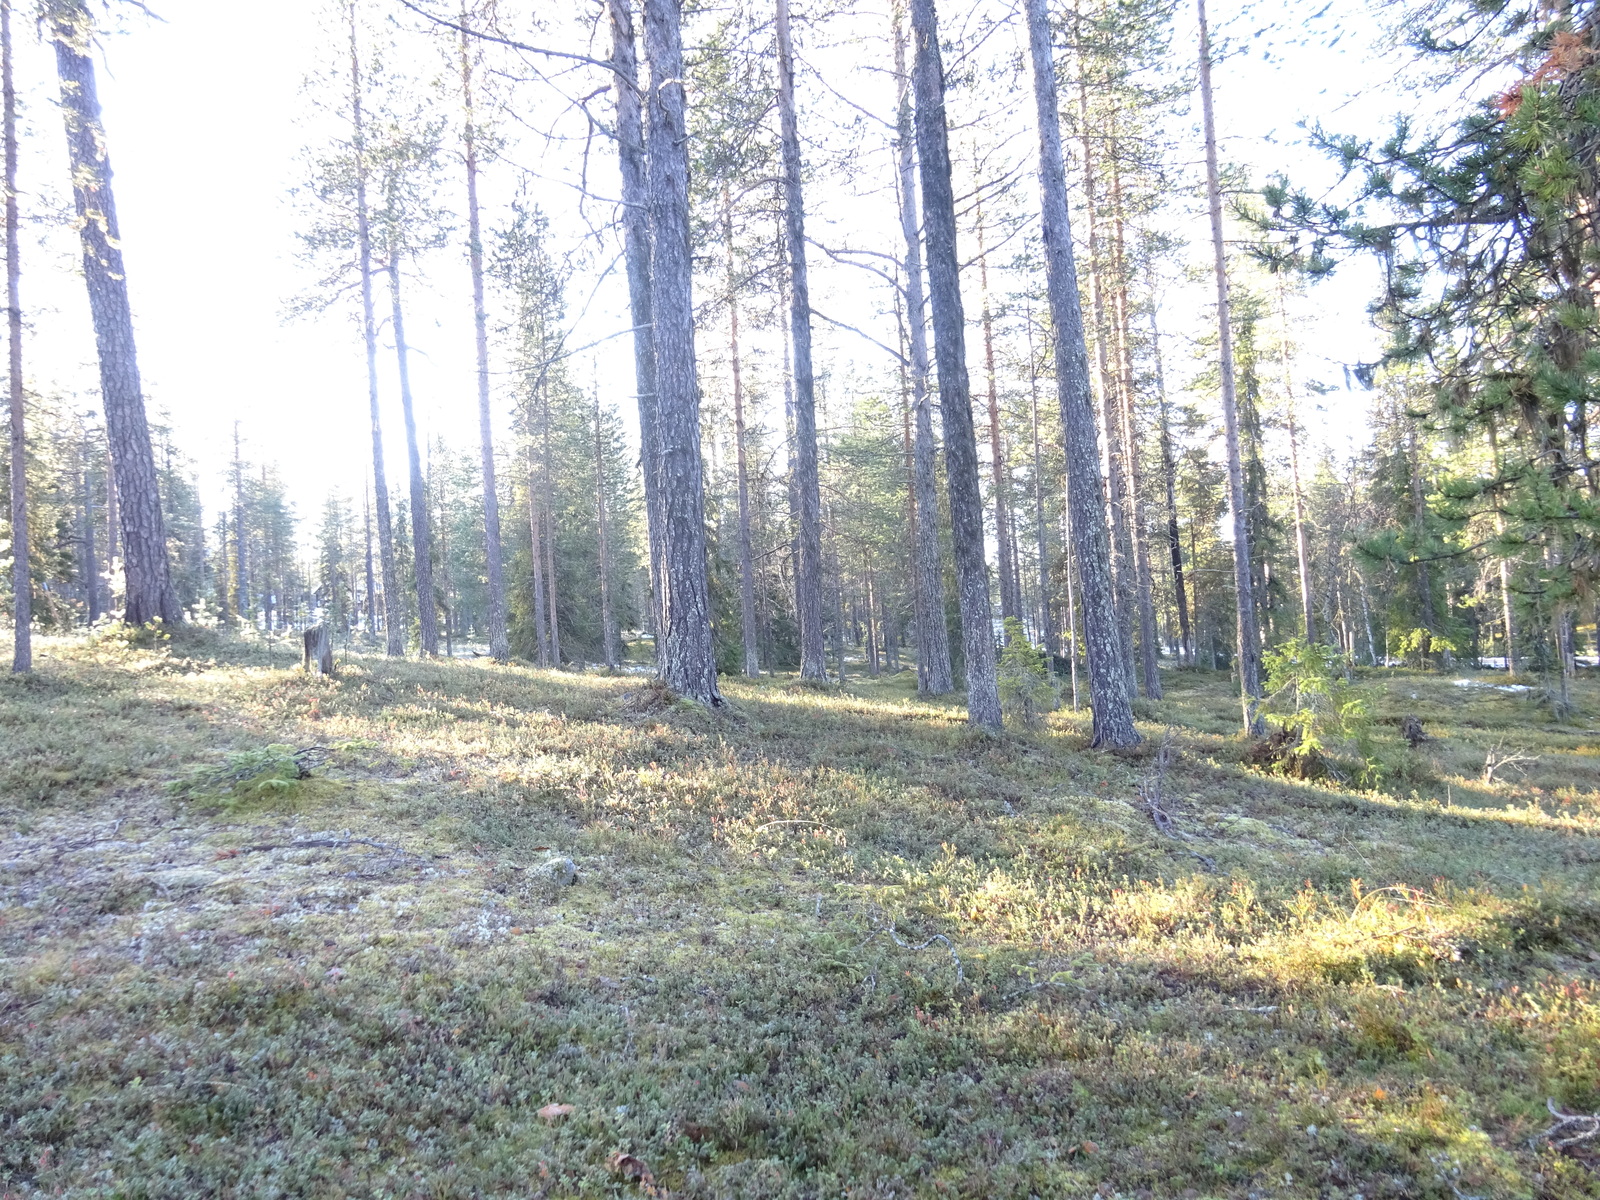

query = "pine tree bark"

[
  {"left": 608, "top": 0, "right": 665, "bottom": 647},
  {"left": 50, "top": 0, "right": 177, "bottom": 627},
  {"left": 909, "top": 0, "right": 1001, "bottom": 730},
  {"left": 348, "top": 2, "right": 404, "bottom": 656},
  {"left": 5, "top": 0, "right": 27, "bottom": 672},
  {"left": 1197, "top": 0, "right": 1263, "bottom": 730},
  {"left": 459, "top": 13, "right": 509, "bottom": 663},
  {"left": 388, "top": 258, "right": 439, "bottom": 656},
  {"left": 1025, "top": 0, "right": 1138, "bottom": 746},
  {"left": 644, "top": 0, "right": 720, "bottom": 704},
  {"left": 893, "top": 6, "right": 953, "bottom": 695},
  {"left": 775, "top": 0, "right": 827, "bottom": 680}
]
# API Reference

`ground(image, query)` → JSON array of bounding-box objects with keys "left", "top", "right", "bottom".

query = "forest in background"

[{"left": 2, "top": 0, "right": 1598, "bottom": 736}]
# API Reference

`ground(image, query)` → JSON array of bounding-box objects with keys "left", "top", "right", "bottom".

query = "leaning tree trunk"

[
  {"left": 893, "top": 6, "right": 953, "bottom": 695},
  {"left": 775, "top": 0, "right": 827, "bottom": 680},
  {"left": 50, "top": 0, "right": 177, "bottom": 627},
  {"left": 643, "top": 0, "right": 720, "bottom": 704},
  {"left": 5, "top": 0, "right": 27, "bottom": 672},
  {"left": 459, "top": 15, "right": 508, "bottom": 663},
  {"left": 1198, "top": 0, "right": 1263, "bottom": 731},
  {"left": 388, "top": 258, "right": 439, "bottom": 656},
  {"left": 349, "top": 2, "right": 403, "bottom": 656},
  {"left": 909, "top": 0, "right": 1001, "bottom": 730},
  {"left": 1024, "top": 0, "right": 1137, "bottom": 746}
]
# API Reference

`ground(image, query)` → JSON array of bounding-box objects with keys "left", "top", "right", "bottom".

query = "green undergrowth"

[{"left": 2, "top": 636, "right": 1599, "bottom": 1197}]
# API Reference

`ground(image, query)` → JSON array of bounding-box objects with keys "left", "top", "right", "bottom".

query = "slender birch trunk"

[
  {"left": 644, "top": 0, "right": 720, "bottom": 704},
  {"left": 1147, "top": 290, "right": 1192, "bottom": 666},
  {"left": 608, "top": 0, "right": 664, "bottom": 647},
  {"left": 893, "top": 4, "right": 953, "bottom": 695},
  {"left": 528, "top": 440, "right": 549, "bottom": 665},
  {"left": 5, "top": 0, "right": 27, "bottom": 671},
  {"left": 540, "top": 381, "right": 561, "bottom": 665},
  {"left": 1108, "top": 141, "right": 1162, "bottom": 697},
  {"left": 976, "top": 207, "right": 1022, "bottom": 622},
  {"left": 1026, "top": 316, "right": 1058, "bottom": 660},
  {"left": 349, "top": 2, "right": 404, "bottom": 655},
  {"left": 1025, "top": 0, "right": 1137, "bottom": 745},
  {"left": 388, "top": 258, "right": 438, "bottom": 656},
  {"left": 724, "top": 188, "right": 760, "bottom": 676},
  {"left": 80, "top": 430, "right": 99, "bottom": 622},
  {"left": 459, "top": 12, "right": 508, "bottom": 662},
  {"left": 910, "top": 0, "right": 1001, "bottom": 730},
  {"left": 232, "top": 423, "right": 247, "bottom": 625},
  {"left": 775, "top": 0, "right": 827, "bottom": 679},
  {"left": 363, "top": 483, "right": 377, "bottom": 636},
  {"left": 50, "top": 0, "right": 177, "bottom": 627},
  {"left": 1072, "top": 41, "right": 1135, "bottom": 689},
  {"left": 1273, "top": 279, "right": 1315, "bottom": 641},
  {"left": 1198, "top": 0, "right": 1263, "bottom": 729},
  {"left": 594, "top": 388, "right": 619, "bottom": 668},
  {"left": 1487, "top": 418, "right": 1518, "bottom": 674}
]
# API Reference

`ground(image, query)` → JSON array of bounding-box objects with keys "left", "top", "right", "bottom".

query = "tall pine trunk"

[
  {"left": 724, "top": 191, "right": 761, "bottom": 677},
  {"left": 1197, "top": 0, "right": 1263, "bottom": 730},
  {"left": 5, "top": 0, "right": 26, "bottom": 672},
  {"left": 50, "top": 0, "right": 177, "bottom": 627},
  {"left": 1024, "top": 0, "right": 1137, "bottom": 746},
  {"left": 348, "top": 2, "right": 403, "bottom": 656},
  {"left": 608, "top": 0, "right": 665, "bottom": 648},
  {"left": 893, "top": 5, "right": 953, "bottom": 695},
  {"left": 775, "top": 0, "right": 827, "bottom": 680},
  {"left": 388, "top": 258, "right": 439, "bottom": 656},
  {"left": 459, "top": 13, "right": 508, "bottom": 662},
  {"left": 909, "top": 0, "right": 1001, "bottom": 730},
  {"left": 644, "top": 0, "right": 720, "bottom": 704}
]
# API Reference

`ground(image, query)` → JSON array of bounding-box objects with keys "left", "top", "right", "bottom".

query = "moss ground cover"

[{"left": 2, "top": 632, "right": 1599, "bottom": 1197}]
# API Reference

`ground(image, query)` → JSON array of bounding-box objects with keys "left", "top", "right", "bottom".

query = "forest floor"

[{"left": 3, "top": 629, "right": 1600, "bottom": 1199}]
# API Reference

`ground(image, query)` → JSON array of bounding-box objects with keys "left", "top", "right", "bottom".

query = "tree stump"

[{"left": 303, "top": 625, "right": 335, "bottom": 677}]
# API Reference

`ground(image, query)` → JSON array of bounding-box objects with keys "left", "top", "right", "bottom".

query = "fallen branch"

[
  {"left": 858, "top": 923, "right": 963, "bottom": 986},
  {"left": 1535, "top": 1098, "right": 1600, "bottom": 1148}
]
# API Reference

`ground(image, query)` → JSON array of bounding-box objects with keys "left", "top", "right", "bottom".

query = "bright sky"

[{"left": 12, "top": 0, "right": 1459, "bottom": 528}]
